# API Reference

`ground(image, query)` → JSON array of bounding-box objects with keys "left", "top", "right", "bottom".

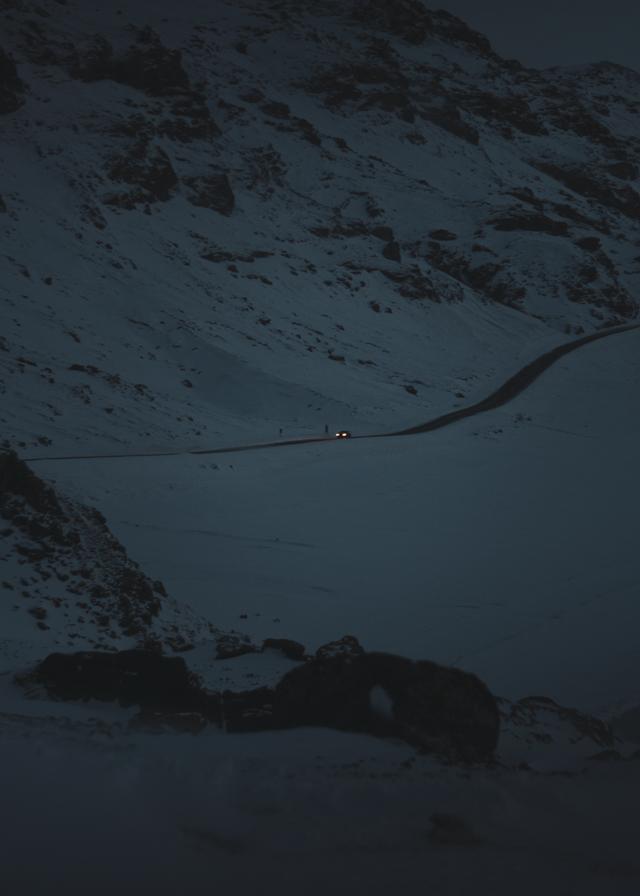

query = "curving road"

[{"left": 24, "top": 322, "right": 640, "bottom": 463}]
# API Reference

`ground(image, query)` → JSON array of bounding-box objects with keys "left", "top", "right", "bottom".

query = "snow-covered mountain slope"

[
  {"left": 2, "top": 0, "right": 639, "bottom": 455},
  {"left": 0, "top": 449, "right": 224, "bottom": 667}
]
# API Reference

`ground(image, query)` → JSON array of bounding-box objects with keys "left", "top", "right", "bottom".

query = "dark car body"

[{"left": 335, "top": 431, "right": 352, "bottom": 439}]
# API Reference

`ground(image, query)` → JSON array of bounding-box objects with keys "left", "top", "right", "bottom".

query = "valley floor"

[
  {"left": 32, "top": 326, "right": 640, "bottom": 714},
  {"left": 2, "top": 325, "right": 640, "bottom": 894}
]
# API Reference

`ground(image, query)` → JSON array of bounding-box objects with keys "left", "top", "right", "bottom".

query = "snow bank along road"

[{"left": 24, "top": 322, "right": 640, "bottom": 463}]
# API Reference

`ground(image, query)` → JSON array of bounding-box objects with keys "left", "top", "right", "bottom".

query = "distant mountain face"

[{"left": 1, "top": 0, "right": 639, "bottom": 451}]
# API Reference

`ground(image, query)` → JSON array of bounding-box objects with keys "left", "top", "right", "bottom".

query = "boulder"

[
  {"left": 262, "top": 638, "right": 307, "bottom": 661},
  {"left": 31, "top": 649, "right": 217, "bottom": 717},
  {"left": 382, "top": 240, "right": 402, "bottom": 262}
]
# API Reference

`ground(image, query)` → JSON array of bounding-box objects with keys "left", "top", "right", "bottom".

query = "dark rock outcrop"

[
  {"left": 535, "top": 161, "right": 640, "bottom": 221},
  {"left": 316, "top": 635, "right": 365, "bottom": 660},
  {"left": 69, "top": 34, "right": 114, "bottom": 82},
  {"left": 353, "top": 1, "right": 494, "bottom": 55},
  {"left": 489, "top": 211, "right": 568, "bottom": 236},
  {"left": 262, "top": 638, "right": 307, "bottom": 661},
  {"left": 106, "top": 139, "right": 178, "bottom": 206},
  {"left": 215, "top": 632, "right": 258, "bottom": 659},
  {"left": 427, "top": 243, "right": 526, "bottom": 308},
  {"left": 92, "top": 28, "right": 191, "bottom": 97},
  {"left": 421, "top": 98, "right": 480, "bottom": 145},
  {"left": 0, "top": 45, "right": 25, "bottom": 114},
  {"left": 383, "top": 239, "right": 402, "bottom": 262},
  {"left": 30, "top": 649, "right": 218, "bottom": 717},
  {"left": 67, "top": 28, "right": 190, "bottom": 96},
  {"left": 503, "top": 694, "right": 615, "bottom": 749},
  {"left": 353, "top": 0, "right": 433, "bottom": 44},
  {"left": 182, "top": 173, "right": 235, "bottom": 216},
  {"left": 429, "top": 229, "right": 457, "bottom": 242},
  {"left": 273, "top": 649, "right": 500, "bottom": 760},
  {"left": 1, "top": 449, "right": 63, "bottom": 518},
  {"left": 460, "top": 91, "right": 548, "bottom": 137}
]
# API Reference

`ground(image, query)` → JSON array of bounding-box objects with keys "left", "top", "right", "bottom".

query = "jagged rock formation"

[{"left": 272, "top": 648, "right": 500, "bottom": 761}]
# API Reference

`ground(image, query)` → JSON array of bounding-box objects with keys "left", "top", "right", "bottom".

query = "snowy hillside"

[
  {"left": 0, "top": 449, "right": 226, "bottom": 666},
  {"left": 2, "top": 0, "right": 639, "bottom": 455}
]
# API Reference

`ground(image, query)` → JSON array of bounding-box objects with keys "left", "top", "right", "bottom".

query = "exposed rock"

[
  {"left": 382, "top": 240, "right": 402, "bottom": 262},
  {"left": 361, "top": 90, "right": 416, "bottom": 122},
  {"left": 106, "top": 139, "right": 178, "bottom": 206},
  {"left": 216, "top": 633, "right": 258, "bottom": 659},
  {"left": 565, "top": 274, "right": 634, "bottom": 318},
  {"left": 576, "top": 236, "right": 601, "bottom": 252},
  {"left": 110, "top": 28, "right": 191, "bottom": 97},
  {"left": 68, "top": 34, "right": 113, "bottom": 81},
  {"left": 429, "top": 229, "right": 457, "bottom": 241},
  {"left": 315, "top": 635, "right": 365, "bottom": 660},
  {"left": 353, "top": 0, "right": 433, "bottom": 44},
  {"left": 261, "top": 100, "right": 290, "bottom": 119},
  {"left": 607, "top": 160, "right": 639, "bottom": 181},
  {"left": 429, "top": 8, "right": 494, "bottom": 55},
  {"left": 302, "top": 60, "right": 409, "bottom": 122},
  {"left": 28, "top": 649, "right": 218, "bottom": 716},
  {"left": 547, "top": 100, "right": 616, "bottom": 146},
  {"left": 0, "top": 45, "right": 26, "bottom": 114},
  {"left": 371, "top": 225, "right": 394, "bottom": 241},
  {"left": 489, "top": 211, "right": 568, "bottom": 236},
  {"left": 353, "top": 1, "right": 493, "bottom": 55},
  {"left": 273, "top": 650, "right": 500, "bottom": 760},
  {"left": 501, "top": 694, "right": 615, "bottom": 750},
  {"left": 183, "top": 174, "right": 235, "bottom": 216},
  {"left": 535, "top": 161, "right": 640, "bottom": 221},
  {"left": 66, "top": 28, "right": 192, "bottom": 97},
  {"left": 262, "top": 638, "right": 307, "bottom": 661},
  {"left": 158, "top": 93, "right": 219, "bottom": 142},
  {"left": 381, "top": 265, "right": 440, "bottom": 301},
  {"left": 427, "top": 243, "right": 525, "bottom": 308},
  {"left": 460, "top": 91, "right": 547, "bottom": 137},
  {"left": 0, "top": 449, "right": 65, "bottom": 522},
  {"left": 421, "top": 98, "right": 480, "bottom": 145}
]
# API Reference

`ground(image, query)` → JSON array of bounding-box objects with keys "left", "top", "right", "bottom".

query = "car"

[{"left": 335, "top": 430, "right": 352, "bottom": 439}]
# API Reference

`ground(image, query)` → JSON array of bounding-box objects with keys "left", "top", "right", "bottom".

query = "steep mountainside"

[{"left": 1, "top": 0, "right": 639, "bottom": 454}]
